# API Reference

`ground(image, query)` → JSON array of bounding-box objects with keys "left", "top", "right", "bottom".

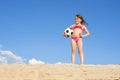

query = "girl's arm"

[
  {"left": 69, "top": 24, "right": 75, "bottom": 29},
  {"left": 81, "top": 25, "right": 90, "bottom": 38}
]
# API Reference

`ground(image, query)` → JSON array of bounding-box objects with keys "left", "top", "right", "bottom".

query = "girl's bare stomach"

[{"left": 72, "top": 29, "right": 82, "bottom": 37}]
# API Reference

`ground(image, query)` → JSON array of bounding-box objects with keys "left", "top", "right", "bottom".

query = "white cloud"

[
  {"left": 0, "top": 56, "right": 7, "bottom": 64},
  {"left": 29, "top": 58, "right": 45, "bottom": 64},
  {"left": 0, "top": 50, "right": 63, "bottom": 64},
  {"left": 0, "top": 50, "right": 24, "bottom": 64},
  {"left": 56, "top": 62, "right": 62, "bottom": 64}
]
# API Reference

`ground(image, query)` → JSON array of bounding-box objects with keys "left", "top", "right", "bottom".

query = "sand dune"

[{"left": 0, "top": 64, "right": 120, "bottom": 80}]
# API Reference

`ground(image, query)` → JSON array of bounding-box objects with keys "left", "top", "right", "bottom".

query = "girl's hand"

[{"left": 80, "top": 33, "right": 83, "bottom": 38}]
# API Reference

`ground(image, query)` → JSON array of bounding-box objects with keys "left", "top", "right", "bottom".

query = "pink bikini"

[
  {"left": 72, "top": 37, "right": 80, "bottom": 43},
  {"left": 73, "top": 25, "right": 83, "bottom": 30},
  {"left": 72, "top": 25, "right": 83, "bottom": 43}
]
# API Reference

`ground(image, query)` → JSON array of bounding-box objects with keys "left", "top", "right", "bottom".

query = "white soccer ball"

[{"left": 64, "top": 27, "right": 73, "bottom": 37}]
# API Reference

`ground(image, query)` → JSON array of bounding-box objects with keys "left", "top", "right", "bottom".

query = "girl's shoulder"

[
  {"left": 81, "top": 25, "right": 85, "bottom": 28},
  {"left": 81, "top": 25, "right": 87, "bottom": 30}
]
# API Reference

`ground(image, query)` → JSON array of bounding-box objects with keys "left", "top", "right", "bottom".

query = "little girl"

[{"left": 64, "top": 14, "right": 90, "bottom": 64}]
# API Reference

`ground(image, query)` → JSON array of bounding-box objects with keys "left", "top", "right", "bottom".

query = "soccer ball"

[{"left": 64, "top": 27, "right": 73, "bottom": 37}]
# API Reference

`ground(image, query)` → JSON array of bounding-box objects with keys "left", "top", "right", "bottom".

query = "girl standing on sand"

[{"left": 64, "top": 14, "right": 90, "bottom": 64}]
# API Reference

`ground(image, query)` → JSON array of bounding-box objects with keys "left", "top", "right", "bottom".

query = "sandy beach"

[{"left": 0, "top": 64, "right": 120, "bottom": 80}]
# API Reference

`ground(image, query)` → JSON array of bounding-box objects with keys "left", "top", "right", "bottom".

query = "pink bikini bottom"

[{"left": 71, "top": 37, "right": 79, "bottom": 43}]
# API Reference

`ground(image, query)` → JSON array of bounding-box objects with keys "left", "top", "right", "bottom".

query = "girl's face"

[{"left": 75, "top": 17, "right": 82, "bottom": 24}]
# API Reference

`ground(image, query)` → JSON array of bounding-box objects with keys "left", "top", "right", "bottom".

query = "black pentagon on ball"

[
  {"left": 67, "top": 35, "right": 69, "bottom": 37},
  {"left": 71, "top": 32, "right": 73, "bottom": 35},
  {"left": 66, "top": 30, "right": 69, "bottom": 33},
  {"left": 70, "top": 28, "right": 73, "bottom": 30}
]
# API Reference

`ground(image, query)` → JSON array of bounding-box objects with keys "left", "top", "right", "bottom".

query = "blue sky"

[{"left": 0, "top": 0, "right": 120, "bottom": 64}]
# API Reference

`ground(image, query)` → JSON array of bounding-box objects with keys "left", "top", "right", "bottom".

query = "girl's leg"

[
  {"left": 71, "top": 39, "right": 77, "bottom": 64},
  {"left": 77, "top": 38, "right": 84, "bottom": 64}
]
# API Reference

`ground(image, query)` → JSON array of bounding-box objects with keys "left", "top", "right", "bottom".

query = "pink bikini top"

[{"left": 73, "top": 26, "right": 83, "bottom": 30}]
